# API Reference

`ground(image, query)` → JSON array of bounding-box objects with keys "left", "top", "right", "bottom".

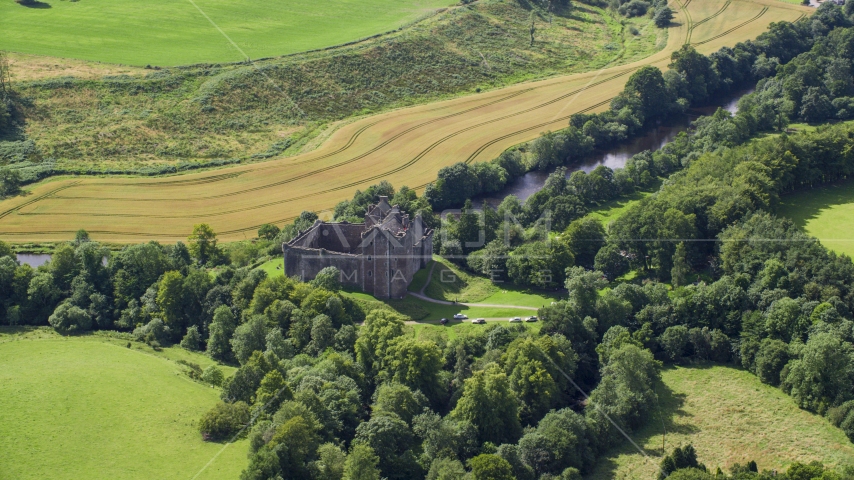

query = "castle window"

[
  {"left": 367, "top": 270, "right": 372, "bottom": 277},
  {"left": 368, "top": 256, "right": 372, "bottom": 261}
]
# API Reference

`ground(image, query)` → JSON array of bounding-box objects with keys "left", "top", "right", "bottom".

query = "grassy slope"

[
  {"left": 409, "top": 320, "right": 542, "bottom": 342},
  {"left": 257, "top": 257, "right": 285, "bottom": 278},
  {"left": 8, "top": 0, "right": 663, "bottom": 172},
  {"left": 1, "top": 0, "right": 451, "bottom": 66},
  {"left": 0, "top": 329, "right": 245, "bottom": 480},
  {"left": 587, "top": 365, "right": 854, "bottom": 479},
  {"left": 422, "top": 257, "right": 561, "bottom": 306},
  {"left": 776, "top": 179, "right": 854, "bottom": 258}
]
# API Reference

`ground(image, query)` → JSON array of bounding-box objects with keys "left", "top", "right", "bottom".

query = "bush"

[
  {"left": 177, "top": 359, "right": 203, "bottom": 380},
  {"left": 202, "top": 365, "right": 225, "bottom": 386},
  {"left": 133, "top": 318, "right": 172, "bottom": 346},
  {"left": 658, "top": 445, "right": 705, "bottom": 479},
  {"left": 0, "top": 167, "right": 22, "bottom": 199},
  {"left": 618, "top": 0, "right": 650, "bottom": 17},
  {"left": 653, "top": 6, "right": 674, "bottom": 27},
  {"left": 659, "top": 326, "right": 689, "bottom": 362},
  {"left": 754, "top": 338, "right": 789, "bottom": 386},
  {"left": 257, "top": 223, "right": 280, "bottom": 240},
  {"left": 180, "top": 325, "right": 202, "bottom": 350},
  {"left": 48, "top": 301, "right": 94, "bottom": 332},
  {"left": 198, "top": 401, "right": 250, "bottom": 441}
]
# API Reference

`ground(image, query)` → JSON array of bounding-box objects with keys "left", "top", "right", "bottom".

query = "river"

[{"left": 475, "top": 87, "right": 753, "bottom": 207}]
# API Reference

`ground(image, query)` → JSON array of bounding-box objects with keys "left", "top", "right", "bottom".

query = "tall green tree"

[
  {"left": 188, "top": 223, "right": 219, "bottom": 265},
  {"left": 468, "top": 454, "right": 514, "bottom": 480},
  {"left": 782, "top": 332, "right": 854, "bottom": 414},
  {"left": 671, "top": 242, "right": 690, "bottom": 287},
  {"left": 451, "top": 364, "right": 521, "bottom": 445},
  {"left": 343, "top": 443, "right": 380, "bottom": 480},
  {"left": 207, "top": 305, "right": 238, "bottom": 361},
  {"left": 622, "top": 66, "right": 672, "bottom": 120},
  {"left": 156, "top": 270, "right": 185, "bottom": 329}
]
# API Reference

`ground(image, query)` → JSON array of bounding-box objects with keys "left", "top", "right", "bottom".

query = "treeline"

[
  {"left": 657, "top": 444, "right": 852, "bottom": 479},
  {"left": 423, "top": 3, "right": 847, "bottom": 212}
]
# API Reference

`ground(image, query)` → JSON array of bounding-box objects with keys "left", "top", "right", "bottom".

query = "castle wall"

[
  {"left": 316, "top": 223, "right": 364, "bottom": 253},
  {"left": 283, "top": 213, "right": 433, "bottom": 299},
  {"left": 283, "top": 246, "right": 362, "bottom": 290}
]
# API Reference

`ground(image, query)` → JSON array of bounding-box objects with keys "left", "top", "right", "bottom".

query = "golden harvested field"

[{"left": 0, "top": 0, "right": 810, "bottom": 243}]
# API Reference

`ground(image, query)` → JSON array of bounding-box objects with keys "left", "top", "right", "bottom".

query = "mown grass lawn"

[
  {"left": 0, "top": 329, "right": 246, "bottom": 480},
  {"left": 410, "top": 320, "right": 542, "bottom": 341},
  {"left": 777, "top": 179, "right": 854, "bottom": 259},
  {"left": 257, "top": 256, "right": 284, "bottom": 278},
  {"left": 586, "top": 365, "right": 854, "bottom": 479},
  {"left": 1, "top": 0, "right": 452, "bottom": 65}
]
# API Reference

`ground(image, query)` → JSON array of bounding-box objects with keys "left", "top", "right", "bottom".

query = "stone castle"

[{"left": 282, "top": 197, "right": 434, "bottom": 298}]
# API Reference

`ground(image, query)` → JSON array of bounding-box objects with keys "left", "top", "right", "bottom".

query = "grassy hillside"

[
  {"left": 777, "top": 180, "right": 854, "bottom": 259},
  {"left": 0, "top": 0, "right": 451, "bottom": 66},
  {"left": 587, "top": 365, "right": 854, "bottom": 479},
  {"left": 6, "top": 0, "right": 663, "bottom": 173},
  {"left": 0, "top": 328, "right": 246, "bottom": 480}
]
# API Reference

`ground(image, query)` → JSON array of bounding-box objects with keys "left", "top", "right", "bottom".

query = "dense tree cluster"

[{"left": 422, "top": 7, "right": 849, "bottom": 213}]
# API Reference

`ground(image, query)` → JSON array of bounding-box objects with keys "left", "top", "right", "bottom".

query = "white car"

[
  {"left": 525, "top": 316, "right": 538, "bottom": 322},
  {"left": 453, "top": 313, "right": 468, "bottom": 320},
  {"left": 471, "top": 318, "right": 486, "bottom": 324},
  {"left": 509, "top": 317, "right": 522, "bottom": 323}
]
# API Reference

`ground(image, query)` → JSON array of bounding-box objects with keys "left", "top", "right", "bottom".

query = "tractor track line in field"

[
  {"left": 0, "top": 0, "right": 813, "bottom": 241},
  {"left": 692, "top": 7, "right": 768, "bottom": 46},
  {"left": 462, "top": 97, "right": 614, "bottom": 165},
  {"left": 0, "top": 183, "right": 80, "bottom": 221},
  {"left": 57, "top": 88, "right": 534, "bottom": 199},
  {"left": 679, "top": 0, "right": 694, "bottom": 45},
  {"left": 44, "top": 70, "right": 635, "bottom": 212},
  {"left": 22, "top": 96, "right": 617, "bottom": 229},
  {"left": 687, "top": 0, "right": 732, "bottom": 44},
  {"left": 48, "top": 70, "right": 634, "bottom": 205}
]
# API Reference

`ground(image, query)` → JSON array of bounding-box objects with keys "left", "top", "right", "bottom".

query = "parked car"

[
  {"left": 509, "top": 317, "right": 522, "bottom": 323},
  {"left": 453, "top": 313, "right": 468, "bottom": 320},
  {"left": 472, "top": 318, "right": 486, "bottom": 324},
  {"left": 525, "top": 316, "right": 538, "bottom": 322},
  {"left": 440, "top": 318, "right": 448, "bottom": 325}
]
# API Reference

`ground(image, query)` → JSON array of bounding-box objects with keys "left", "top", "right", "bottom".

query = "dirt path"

[{"left": 419, "top": 261, "right": 436, "bottom": 296}]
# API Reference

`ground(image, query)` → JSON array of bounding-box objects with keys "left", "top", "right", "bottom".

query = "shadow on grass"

[
  {"left": 590, "top": 368, "right": 696, "bottom": 478},
  {"left": 0, "top": 325, "right": 43, "bottom": 336},
  {"left": 776, "top": 179, "right": 854, "bottom": 229},
  {"left": 17, "top": 0, "right": 52, "bottom": 8}
]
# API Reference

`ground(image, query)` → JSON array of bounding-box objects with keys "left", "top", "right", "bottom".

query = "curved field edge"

[
  {"left": 9, "top": 0, "right": 663, "bottom": 173},
  {"left": 0, "top": 330, "right": 246, "bottom": 480},
  {"left": 0, "top": 0, "right": 812, "bottom": 243},
  {"left": 586, "top": 365, "right": 854, "bottom": 479},
  {"left": 0, "top": 0, "right": 453, "bottom": 66}
]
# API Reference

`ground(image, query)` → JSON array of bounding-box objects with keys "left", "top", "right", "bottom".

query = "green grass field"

[
  {"left": 587, "top": 365, "right": 854, "bottom": 479},
  {"left": 777, "top": 180, "right": 854, "bottom": 259},
  {"left": 409, "top": 320, "right": 542, "bottom": 342},
  {"left": 257, "top": 257, "right": 284, "bottom": 278},
  {"left": 1, "top": 0, "right": 451, "bottom": 66},
  {"left": 420, "top": 257, "right": 561, "bottom": 306},
  {"left": 0, "top": 328, "right": 246, "bottom": 480}
]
